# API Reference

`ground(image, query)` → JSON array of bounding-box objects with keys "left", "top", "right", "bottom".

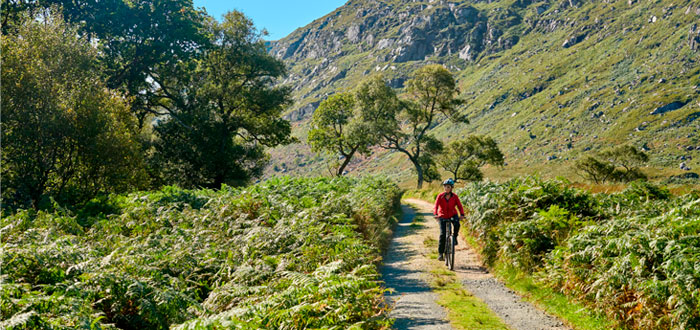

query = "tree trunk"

[
  {"left": 337, "top": 147, "right": 357, "bottom": 176},
  {"left": 414, "top": 161, "right": 424, "bottom": 189}
]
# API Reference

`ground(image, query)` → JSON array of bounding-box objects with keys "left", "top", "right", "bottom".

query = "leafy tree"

[
  {"left": 308, "top": 93, "right": 376, "bottom": 176},
  {"left": 574, "top": 145, "right": 648, "bottom": 183},
  {"left": 359, "top": 65, "right": 466, "bottom": 188},
  {"left": 1, "top": 10, "right": 147, "bottom": 209},
  {"left": 1, "top": 0, "right": 211, "bottom": 128},
  {"left": 601, "top": 145, "right": 648, "bottom": 181},
  {"left": 574, "top": 157, "right": 615, "bottom": 184},
  {"left": 438, "top": 135, "right": 504, "bottom": 182},
  {"left": 147, "top": 11, "right": 294, "bottom": 188}
]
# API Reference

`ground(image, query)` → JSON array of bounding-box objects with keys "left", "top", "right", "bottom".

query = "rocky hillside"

[{"left": 265, "top": 0, "right": 700, "bottom": 184}]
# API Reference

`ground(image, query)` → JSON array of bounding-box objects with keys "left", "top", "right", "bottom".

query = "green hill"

[{"left": 265, "top": 0, "right": 700, "bottom": 185}]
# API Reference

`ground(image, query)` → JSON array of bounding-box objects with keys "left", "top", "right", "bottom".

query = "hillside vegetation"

[
  {"left": 266, "top": 0, "right": 700, "bottom": 184},
  {"left": 0, "top": 177, "right": 400, "bottom": 329},
  {"left": 458, "top": 178, "right": 700, "bottom": 329}
]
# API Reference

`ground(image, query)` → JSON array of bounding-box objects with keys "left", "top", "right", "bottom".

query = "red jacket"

[{"left": 434, "top": 192, "right": 465, "bottom": 219}]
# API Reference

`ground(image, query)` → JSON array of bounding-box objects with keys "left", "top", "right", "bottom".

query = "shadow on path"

[{"left": 380, "top": 205, "right": 452, "bottom": 330}]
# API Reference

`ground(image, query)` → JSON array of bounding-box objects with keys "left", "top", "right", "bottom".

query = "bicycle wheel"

[
  {"left": 445, "top": 222, "right": 452, "bottom": 267},
  {"left": 448, "top": 222, "right": 456, "bottom": 271}
]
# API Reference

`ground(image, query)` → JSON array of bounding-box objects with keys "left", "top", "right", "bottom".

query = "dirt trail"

[
  {"left": 403, "top": 198, "right": 571, "bottom": 330},
  {"left": 380, "top": 204, "right": 454, "bottom": 329}
]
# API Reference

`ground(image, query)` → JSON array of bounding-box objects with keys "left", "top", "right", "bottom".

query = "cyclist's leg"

[
  {"left": 438, "top": 218, "right": 447, "bottom": 254},
  {"left": 450, "top": 216, "right": 460, "bottom": 245}
]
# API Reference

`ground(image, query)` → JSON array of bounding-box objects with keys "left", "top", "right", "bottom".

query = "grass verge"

[
  {"left": 423, "top": 234, "right": 510, "bottom": 330},
  {"left": 463, "top": 231, "right": 617, "bottom": 330}
]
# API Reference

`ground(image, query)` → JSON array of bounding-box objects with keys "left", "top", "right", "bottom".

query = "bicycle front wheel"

[
  {"left": 448, "top": 232, "right": 456, "bottom": 271},
  {"left": 444, "top": 223, "right": 450, "bottom": 267},
  {"left": 445, "top": 223, "right": 453, "bottom": 268}
]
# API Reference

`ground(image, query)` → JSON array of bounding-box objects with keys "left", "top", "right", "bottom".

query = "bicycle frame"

[{"left": 442, "top": 217, "right": 457, "bottom": 270}]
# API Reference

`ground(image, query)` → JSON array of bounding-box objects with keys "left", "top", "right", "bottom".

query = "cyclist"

[{"left": 434, "top": 178, "right": 465, "bottom": 261}]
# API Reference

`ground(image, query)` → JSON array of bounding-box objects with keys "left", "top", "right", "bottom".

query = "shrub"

[
  {"left": 1, "top": 177, "right": 400, "bottom": 329},
  {"left": 459, "top": 176, "right": 700, "bottom": 329}
]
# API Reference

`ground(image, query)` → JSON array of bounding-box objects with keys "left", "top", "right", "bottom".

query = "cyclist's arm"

[
  {"left": 456, "top": 195, "right": 465, "bottom": 217},
  {"left": 433, "top": 193, "right": 441, "bottom": 216}
]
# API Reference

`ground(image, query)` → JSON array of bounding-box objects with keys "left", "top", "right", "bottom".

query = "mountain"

[{"left": 265, "top": 0, "right": 700, "bottom": 184}]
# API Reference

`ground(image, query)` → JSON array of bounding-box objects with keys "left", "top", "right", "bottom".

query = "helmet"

[{"left": 442, "top": 178, "right": 455, "bottom": 186}]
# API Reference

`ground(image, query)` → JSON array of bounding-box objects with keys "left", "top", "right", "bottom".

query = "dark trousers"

[{"left": 438, "top": 216, "right": 460, "bottom": 254}]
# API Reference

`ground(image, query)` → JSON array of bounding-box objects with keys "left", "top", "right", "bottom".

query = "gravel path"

[
  {"left": 380, "top": 204, "right": 453, "bottom": 330},
  {"left": 404, "top": 198, "right": 571, "bottom": 330}
]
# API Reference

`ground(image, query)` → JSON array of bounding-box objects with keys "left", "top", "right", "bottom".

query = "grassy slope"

[{"left": 265, "top": 0, "right": 700, "bottom": 186}]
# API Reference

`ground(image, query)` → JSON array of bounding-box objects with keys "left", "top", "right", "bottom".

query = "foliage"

[
  {"left": 359, "top": 65, "right": 466, "bottom": 188},
  {"left": 458, "top": 177, "right": 700, "bottom": 329},
  {"left": 4, "top": 2, "right": 294, "bottom": 195},
  {"left": 501, "top": 205, "right": 583, "bottom": 269},
  {"left": 308, "top": 92, "right": 376, "bottom": 176},
  {"left": 1, "top": 0, "right": 211, "bottom": 127},
  {"left": 148, "top": 11, "right": 294, "bottom": 189},
  {"left": 575, "top": 145, "right": 649, "bottom": 184},
  {"left": 574, "top": 156, "right": 617, "bottom": 184},
  {"left": 1, "top": 177, "right": 400, "bottom": 329},
  {"left": 438, "top": 135, "right": 504, "bottom": 182},
  {"left": 0, "top": 10, "right": 148, "bottom": 210}
]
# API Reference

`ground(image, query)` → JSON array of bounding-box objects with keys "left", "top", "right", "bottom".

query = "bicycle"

[{"left": 442, "top": 216, "right": 458, "bottom": 270}]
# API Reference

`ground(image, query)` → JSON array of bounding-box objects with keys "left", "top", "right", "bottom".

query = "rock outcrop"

[{"left": 269, "top": 0, "right": 526, "bottom": 119}]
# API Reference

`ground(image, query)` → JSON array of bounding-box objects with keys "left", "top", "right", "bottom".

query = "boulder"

[
  {"left": 377, "top": 38, "right": 394, "bottom": 50},
  {"left": 562, "top": 33, "right": 587, "bottom": 48},
  {"left": 689, "top": 24, "right": 700, "bottom": 51},
  {"left": 458, "top": 44, "right": 473, "bottom": 60},
  {"left": 650, "top": 101, "right": 688, "bottom": 115},
  {"left": 346, "top": 24, "right": 361, "bottom": 43}
]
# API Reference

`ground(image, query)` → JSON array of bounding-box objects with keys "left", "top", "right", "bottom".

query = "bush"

[
  {"left": 459, "top": 176, "right": 700, "bottom": 329},
  {"left": 458, "top": 177, "right": 598, "bottom": 265},
  {"left": 1, "top": 177, "right": 400, "bottom": 329},
  {"left": 502, "top": 205, "right": 584, "bottom": 269}
]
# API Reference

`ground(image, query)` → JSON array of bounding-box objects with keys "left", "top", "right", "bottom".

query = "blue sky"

[{"left": 193, "top": 0, "right": 348, "bottom": 40}]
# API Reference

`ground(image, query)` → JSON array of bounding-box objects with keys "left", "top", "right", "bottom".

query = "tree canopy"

[
  {"left": 575, "top": 145, "right": 649, "bottom": 183},
  {"left": 438, "top": 136, "right": 504, "bottom": 182},
  {"left": 1, "top": 11, "right": 147, "bottom": 208},
  {"left": 148, "top": 11, "right": 294, "bottom": 188},
  {"left": 308, "top": 92, "right": 375, "bottom": 176},
  {"left": 1, "top": 5, "right": 295, "bottom": 208},
  {"left": 358, "top": 65, "right": 466, "bottom": 188}
]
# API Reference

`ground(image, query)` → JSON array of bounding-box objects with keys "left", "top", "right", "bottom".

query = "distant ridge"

[{"left": 265, "top": 0, "right": 700, "bottom": 183}]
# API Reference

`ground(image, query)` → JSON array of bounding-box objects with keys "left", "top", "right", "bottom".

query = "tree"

[
  {"left": 147, "top": 11, "right": 294, "bottom": 188},
  {"left": 359, "top": 65, "right": 466, "bottom": 188},
  {"left": 574, "top": 145, "right": 648, "bottom": 183},
  {"left": 601, "top": 145, "right": 648, "bottom": 181},
  {"left": 1, "top": 10, "right": 147, "bottom": 209},
  {"left": 1, "top": 0, "right": 211, "bottom": 128},
  {"left": 438, "top": 136, "right": 504, "bottom": 182},
  {"left": 574, "top": 156, "right": 616, "bottom": 184},
  {"left": 307, "top": 93, "right": 376, "bottom": 176}
]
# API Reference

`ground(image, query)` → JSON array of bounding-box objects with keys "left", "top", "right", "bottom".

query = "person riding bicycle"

[{"left": 434, "top": 178, "right": 465, "bottom": 261}]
